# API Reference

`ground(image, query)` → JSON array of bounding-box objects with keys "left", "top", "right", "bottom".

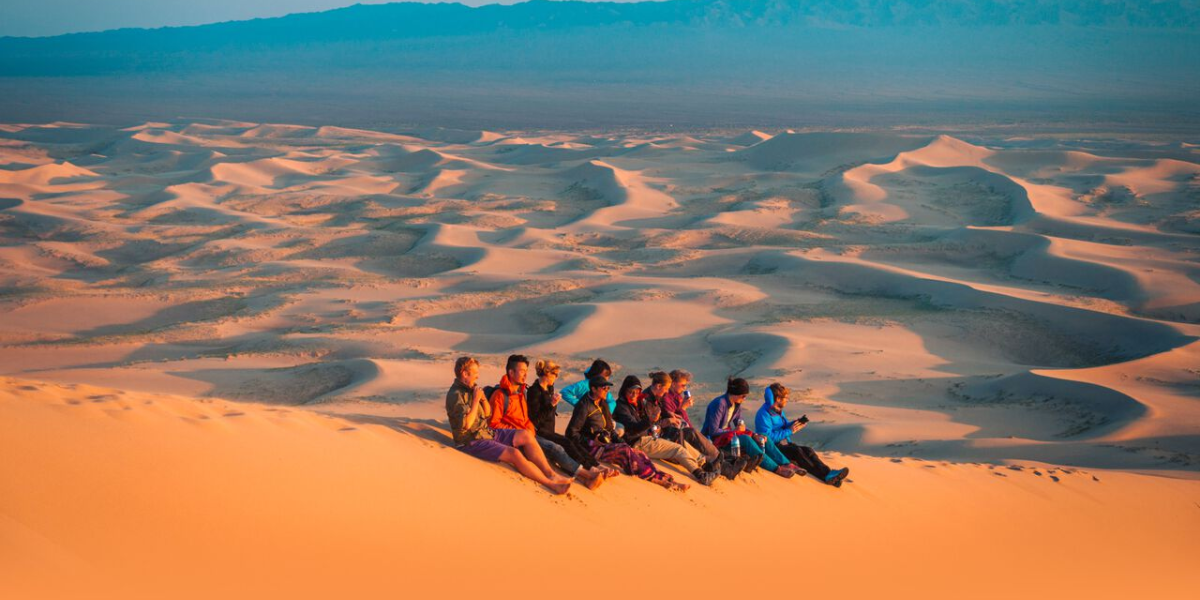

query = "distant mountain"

[{"left": 0, "top": 0, "right": 1197, "bottom": 128}]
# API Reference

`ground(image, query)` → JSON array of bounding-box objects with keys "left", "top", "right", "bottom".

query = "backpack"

[{"left": 483, "top": 385, "right": 513, "bottom": 415}]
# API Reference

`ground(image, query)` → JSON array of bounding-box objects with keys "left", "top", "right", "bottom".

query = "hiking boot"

[
  {"left": 825, "top": 467, "right": 849, "bottom": 487},
  {"left": 720, "top": 456, "right": 748, "bottom": 480},
  {"left": 743, "top": 453, "right": 763, "bottom": 473},
  {"left": 692, "top": 468, "right": 719, "bottom": 486},
  {"left": 702, "top": 458, "right": 720, "bottom": 474}
]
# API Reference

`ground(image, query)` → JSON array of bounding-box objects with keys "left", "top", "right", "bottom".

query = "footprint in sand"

[
  {"left": 222, "top": 411, "right": 245, "bottom": 417},
  {"left": 1050, "top": 475, "right": 1061, "bottom": 482},
  {"left": 338, "top": 427, "right": 357, "bottom": 432}
]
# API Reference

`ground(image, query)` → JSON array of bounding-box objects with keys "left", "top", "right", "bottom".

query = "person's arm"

[
  {"left": 613, "top": 403, "right": 653, "bottom": 441},
  {"left": 559, "top": 380, "right": 584, "bottom": 406},
  {"left": 449, "top": 387, "right": 484, "bottom": 432},
  {"left": 565, "top": 400, "right": 587, "bottom": 441},
  {"left": 756, "top": 408, "right": 790, "bottom": 444}
]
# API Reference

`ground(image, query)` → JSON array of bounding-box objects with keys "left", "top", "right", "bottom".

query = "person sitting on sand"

[
  {"left": 445, "top": 356, "right": 572, "bottom": 495},
  {"left": 526, "top": 358, "right": 618, "bottom": 483},
  {"left": 566, "top": 376, "right": 687, "bottom": 492},
  {"left": 488, "top": 354, "right": 606, "bottom": 490},
  {"left": 656, "top": 369, "right": 720, "bottom": 464},
  {"left": 613, "top": 374, "right": 719, "bottom": 486},
  {"left": 701, "top": 377, "right": 803, "bottom": 479},
  {"left": 559, "top": 359, "right": 617, "bottom": 413},
  {"left": 755, "top": 383, "right": 849, "bottom": 487}
]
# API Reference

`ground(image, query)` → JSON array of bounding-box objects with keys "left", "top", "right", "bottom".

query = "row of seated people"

[{"left": 445, "top": 354, "right": 849, "bottom": 495}]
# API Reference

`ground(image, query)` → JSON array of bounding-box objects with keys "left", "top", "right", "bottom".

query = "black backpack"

[{"left": 482, "top": 385, "right": 514, "bottom": 414}]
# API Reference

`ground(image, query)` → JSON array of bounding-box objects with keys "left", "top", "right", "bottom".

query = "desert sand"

[{"left": 1, "top": 121, "right": 1197, "bottom": 598}]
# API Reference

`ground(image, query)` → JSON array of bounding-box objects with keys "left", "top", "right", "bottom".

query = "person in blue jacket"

[
  {"left": 559, "top": 359, "right": 617, "bottom": 413},
  {"left": 702, "top": 377, "right": 802, "bottom": 478},
  {"left": 756, "top": 382, "right": 849, "bottom": 487}
]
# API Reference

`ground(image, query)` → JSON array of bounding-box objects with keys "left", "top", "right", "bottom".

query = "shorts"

[{"left": 458, "top": 428, "right": 519, "bottom": 462}]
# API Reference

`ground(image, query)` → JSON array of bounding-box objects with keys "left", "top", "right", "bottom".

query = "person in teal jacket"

[
  {"left": 755, "top": 382, "right": 849, "bottom": 487},
  {"left": 559, "top": 359, "right": 617, "bottom": 413}
]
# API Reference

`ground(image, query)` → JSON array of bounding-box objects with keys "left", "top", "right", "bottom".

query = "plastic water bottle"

[{"left": 730, "top": 434, "right": 741, "bottom": 457}]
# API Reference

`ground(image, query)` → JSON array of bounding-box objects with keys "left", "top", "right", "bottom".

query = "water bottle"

[
  {"left": 730, "top": 434, "right": 741, "bottom": 458},
  {"left": 650, "top": 424, "right": 660, "bottom": 439}
]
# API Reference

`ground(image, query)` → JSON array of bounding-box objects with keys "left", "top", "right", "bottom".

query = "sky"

[{"left": 0, "top": 0, "right": 641, "bottom": 38}]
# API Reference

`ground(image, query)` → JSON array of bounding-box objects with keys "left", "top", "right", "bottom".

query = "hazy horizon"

[{"left": 1, "top": 0, "right": 646, "bottom": 38}]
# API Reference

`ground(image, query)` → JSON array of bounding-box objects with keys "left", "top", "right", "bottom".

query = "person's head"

[
  {"left": 668, "top": 369, "right": 691, "bottom": 394},
  {"left": 648, "top": 371, "right": 672, "bottom": 397},
  {"left": 768, "top": 382, "right": 789, "bottom": 411},
  {"left": 726, "top": 377, "right": 750, "bottom": 404},
  {"left": 535, "top": 359, "right": 561, "bottom": 386},
  {"left": 584, "top": 359, "right": 612, "bottom": 381},
  {"left": 454, "top": 356, "right": 480, "bottom": 388},
  {"left": 588, "top": 376, "right": 613, "bottom": 403},
  {"left": 617, "top": 375, "right": 643, "bottom": 404},
  {"left": 505, "top": 354, "right": 529, "bottom": 386}
]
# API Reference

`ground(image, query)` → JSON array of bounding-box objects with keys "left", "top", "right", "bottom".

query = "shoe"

[
  {"left": 773, "top": 464, "right": 797, "bottom": 478},
  {"left": 692, "top": 469, "right": 719, "bottom": 486},
  {"left": 825, "top": 467, "right": 849, "bottom": 487},
  {"left": 702, "top": 459, "right": 720, "bottom": 474},
  {"left": 721, "top": 456, "right": 747, "bottom": 480},
  {"left": 743, "top": 454, "right": 763, "bottom": 473}
]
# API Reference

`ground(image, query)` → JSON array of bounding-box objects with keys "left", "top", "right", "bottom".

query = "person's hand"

[
  {"left": 791, "top": 420, "right": 806, "bottom": 433},
  {"left": 666, "top": 415, "right": 681, "bottom": 427},
  {"left": 552, "top": 392, "right": 562, "bottom": 407},
  {"left": 681, "top": 397, "right": 694, "bottom": 410}
]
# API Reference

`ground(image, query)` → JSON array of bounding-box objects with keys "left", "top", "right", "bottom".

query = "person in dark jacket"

[
  {"left": 702, "top": 377, "right": 803, "bottom": 478},
  {"left": 527, "top": 358, "right": 617, "bottom": 481},
  {"left": 566, "top": 376, "right": 687, "bottom": 492},
  {"left": 755, "top": 383, "right": 849, "bottom": 487},
  {"left": 613, "top": 375, "right": 718, "bottom": 486}
]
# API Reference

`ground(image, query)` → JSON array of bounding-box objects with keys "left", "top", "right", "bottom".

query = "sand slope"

[{"left": 2, "top": 378, "right": 1197, "bottom": 599}]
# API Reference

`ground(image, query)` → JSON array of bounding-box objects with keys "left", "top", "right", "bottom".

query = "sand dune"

[
  {"left": 1, "top": 121, "right": 1198, "bottom": 596},
  {"left": 2, "top": 377, "right": 1197, "bottom": 599}
]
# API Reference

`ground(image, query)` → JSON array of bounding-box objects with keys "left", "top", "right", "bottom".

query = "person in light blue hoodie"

[
  {"left": 559, "top": 359, "right": 617, "bottom": 413},
  {"left": 755, "top": 382, "right": 849, "bottom": 487}
]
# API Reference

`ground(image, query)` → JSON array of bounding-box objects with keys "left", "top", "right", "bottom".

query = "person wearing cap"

[
  {"left": 613, "top": 374, "right": 720, "bottom": 486},
  {"left": 558, "top": 358, "right": 618, "bottom": 413},
  {"left": 566, "top": 375, "right": 688, "bottom": 492},
  {"left": 755, "top": 383, "right": 849, "bottom": 487},
  {"left": 444, "top": 356, "right": 572, "bottom": 495},
  {"left": 488, "top": 354, "right": 607, "bottom": 490},
  {"left": 702, "top": 377, "right": 803, "bottom": 478}
]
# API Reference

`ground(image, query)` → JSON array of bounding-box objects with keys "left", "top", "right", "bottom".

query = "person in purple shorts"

[{"left": 445, "top": 356, "right": 572, "bottom": 495}]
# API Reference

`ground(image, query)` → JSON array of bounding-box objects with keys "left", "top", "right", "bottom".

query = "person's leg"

[
  {"left": 763, "top": 439, "right": 791, "bottom": 469},
  {"left": 738, "top": 435, "right": 779, "bottom": 471},
  {"left": 778, "top": 443, "right": 831, "bottom": 479},
  {"left": 497, "top": 448, "right": 570, "bottom": 494},
  {"left": 683, "top": 427, "right": 720, "bottom": 462},
  {"left": 508, "top": 429, "right": 567, "bottom": 481},
  {"left": 636, "top": 437, "right": 702, "bottom": 473},
  {"left": 536, "top": 436, "right": 581, "bottom": 475},
  {"left": 545, "top": 431, "right": 600, "bottom": 470}
]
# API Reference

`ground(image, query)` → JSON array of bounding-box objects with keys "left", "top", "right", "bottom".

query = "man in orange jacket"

[{"left": 489, "top": 354, "right": 606, "bottom": 489}]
